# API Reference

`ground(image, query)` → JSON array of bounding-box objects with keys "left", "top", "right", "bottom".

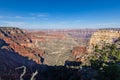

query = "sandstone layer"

[
  {"left": 0, "top": 27, "right": 44, "bottom": 64},
  {"left": 89, "top": 29, "right": 120, "bottom": 52}
]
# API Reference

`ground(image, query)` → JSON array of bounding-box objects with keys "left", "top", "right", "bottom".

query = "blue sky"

[{"left": 0, "top": 0, "right": 120, "bottom": 29}]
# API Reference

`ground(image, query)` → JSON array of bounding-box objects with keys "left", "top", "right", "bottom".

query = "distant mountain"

[{"left": 99, "top": 28, "right": 120, "bottom": 30}]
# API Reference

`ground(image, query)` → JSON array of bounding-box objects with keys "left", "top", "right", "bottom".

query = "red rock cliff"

[{"left": 0, "top": 27, "right": 44, "bottom": 64}]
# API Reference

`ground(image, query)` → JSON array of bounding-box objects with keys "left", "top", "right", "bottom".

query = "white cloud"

[
  {"left": 0, "top": 21, "right": 46, "bottom": 29},
  {"left": 0, "top": 21, "right": 25, "bottom": 27},
  {"left": 0, "top": 20, "right": 68, "bottom": 29},
  {"left": 79, "top": 23, "right": 120, "bottom": 28},
  {"left": 37, "top": 14, "right": 47, "bottom": 17},
  {"left": 30, "top": 13, "right": 48, "bottom": 17},
  {"left": 0, "top": 13, "right": 49, "bottom": 22},
  {"left": 13, "top": 16, "right": 36, "bottom": 19},
  {"left": 0, "top": 15, "right": 36, "bottom": 20},
  {"left": 15, "top": 16, "right": 25, "bottom": 19}
]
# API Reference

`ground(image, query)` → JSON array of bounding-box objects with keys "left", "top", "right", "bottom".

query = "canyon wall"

[
  {"left": 27, "top": 29, "right": 94, "bottom": 65},
  {"left": 0, "top": 27, "right": 97, "bottom": 65},
  {"left": 89, "top": 29, "right": 120, "bottom": 52},
  {"left": 0, "top": 27, "right": 44, "bottom": 64}
]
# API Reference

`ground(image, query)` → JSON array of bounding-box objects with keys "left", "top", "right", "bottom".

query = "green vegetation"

[{"left": 90, "top": 39, "right": 120, "bottom": 80}]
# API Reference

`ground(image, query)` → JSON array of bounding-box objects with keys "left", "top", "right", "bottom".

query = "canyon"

[
  {"left": 26, "top": 29, "right": 96, "bottom": 65},
  {"left": 0, "top": 27, "right": 120, "bottom": 80},
  {"left": 1, "top": 27, "right": 120, "bottom": 65}
]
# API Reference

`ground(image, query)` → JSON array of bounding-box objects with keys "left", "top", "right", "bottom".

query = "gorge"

[{"left": 0, "top": 27, "right": 120, "bottom": 80}]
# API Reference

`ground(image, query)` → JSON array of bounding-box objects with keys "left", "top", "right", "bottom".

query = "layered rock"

[
  {"left": 0, "top": 27, "right": 44, "bottom": 64},
  {"left": 72, "top": 46, "right": 87, "bottom": 58},
  {"left": 41, "top": 35, "right": 78, "bottom": 65},
  {"left": 0, "top": 27, "right": 96, "bottom": 65},
  {"left": 27, "top": 29, "right": 95, "bottom": 65},
  {"left": 89, "top": 29, "right": 120, "bottom": 52}
]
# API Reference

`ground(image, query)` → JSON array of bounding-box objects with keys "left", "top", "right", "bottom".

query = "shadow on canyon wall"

[
  {"left": 0, "top": 47, "right": 84, "bottom": 80},
  {"left": 0, "top": 38, "right": 95, "bottom": 80}
]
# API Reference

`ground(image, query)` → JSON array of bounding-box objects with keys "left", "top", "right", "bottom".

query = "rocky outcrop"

[
  {"left": 0, "top": 27, "right": 34, "bottom": 47},
  {"left": 89, "top": 29, "right": 120, "bottom": 52},
  {"left": 72, "top": 46, "right": 87, "bottom": 58},
  {"left": 0, "top": 27, "right": 44, "bottom": 64}
]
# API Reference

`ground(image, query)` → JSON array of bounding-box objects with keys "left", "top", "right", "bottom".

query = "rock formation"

[
  {"left": 89, "top": 29, "right": 120, "bottom": 52},
  {"left": 26, "top": 29, "right": 95, "bottom": 65},
  {"left": 0, "top": 27, "right": 96, "bottom": 65},
  {"left": 41, "top": 35, "right": 78, "bottom": 65},
  {"left": 72, "top": 46, "right": 87, "bottom": 58},
  {"left": 0, "top": 27, "right": 44, "bottom": 64}
]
